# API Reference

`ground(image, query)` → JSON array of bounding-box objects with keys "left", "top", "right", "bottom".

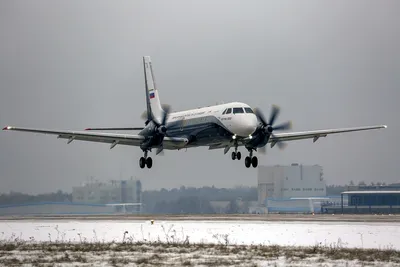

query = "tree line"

[
  {"left": 0, "top": 182, "right": 391, "bottom": 214},
  {"left": 0, "top": 186, "right": 257, "bottom": 214}
]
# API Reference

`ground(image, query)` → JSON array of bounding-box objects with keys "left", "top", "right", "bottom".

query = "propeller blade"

[
  {"left": 276, "top": 141, "right": 287, "bottom": 150},
  {"left": 161, "top": 106, "right": 171, "bottom": 126},
  {"left": 140, "top": 110, "right": 147, "bottom": 120},
  {"left": 268, "top": 105, "right": 280, "bottom": 126},
  {"left": 258, "top": 146, "right": 267, "bottom": 155},
  {"left": 273, "top": 121, "right": 292, "bottom": 131},
  {"left": 254, "top": 108, "right": 268, "bottom": 126},
  {"left": 270, "top": 133, "right": 287, "bottom": 150},
  {"left": 162, "top": 104, "right": 171, "bottom": 111}
]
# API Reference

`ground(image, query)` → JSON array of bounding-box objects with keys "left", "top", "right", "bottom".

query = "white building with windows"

[
  {"left": 257, "top": 164, "right": 327, "bottom": 213},
  {"left": 0, "top": 179, "right": 143, "bottom": 216}
]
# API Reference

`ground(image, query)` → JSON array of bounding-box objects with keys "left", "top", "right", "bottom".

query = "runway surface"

[
  {"left": 2, "top": 213, "right": 400, "bottom": 222},
  {"left": 1, "top": 219, "right": 399, "bottom": 250}
]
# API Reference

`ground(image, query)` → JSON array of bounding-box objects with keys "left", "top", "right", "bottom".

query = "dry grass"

[
  {"left": 0, "top": 241, "right": 399, "bottom": 266},
  {"left": 0, "top": 232, "right": 400, "bottom": 266}
]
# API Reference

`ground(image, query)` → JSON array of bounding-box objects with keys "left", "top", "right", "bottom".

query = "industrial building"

[
  {"left": 257, "top": 164, "right": 327, "bottom": 213},
  {"left": 323, "top": 191, "right": 400, "bottom": 214},
  {"left": 72, "top": 179, "right": 142, "bottom": 205},
  {"left": 0, "top": 179, "right": 143, "bottom": 216}
]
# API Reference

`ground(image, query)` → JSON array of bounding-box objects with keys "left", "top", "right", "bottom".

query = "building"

[
  {"left": 347, "top": 184, "right": 400, "bottom": 192},
  {"left": 72, "top": 179, "right": 142, "bottom": 205},
  {"left": 0, "top": 179, "right": 143, "bottom": 216},
  {"left": 257, "top": 164, "right": 327, "bottom": 213},
  {"left": 323, "top": 191, "right": 400, "bottom": 214},
  {"left": 258, "top": 164, "right": 326, "bottom": 203}
]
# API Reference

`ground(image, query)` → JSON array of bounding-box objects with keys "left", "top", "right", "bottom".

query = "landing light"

[
  {"left": 249, "top": 135, "right": 253, "bottom": 139},
  {"left": 232, "top": 135, "right": 237, "bottom": 140}
]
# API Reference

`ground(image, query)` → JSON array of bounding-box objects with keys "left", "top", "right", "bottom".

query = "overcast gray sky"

[{"left": 0, "top": 0, "right": 399, "bottom": 194}]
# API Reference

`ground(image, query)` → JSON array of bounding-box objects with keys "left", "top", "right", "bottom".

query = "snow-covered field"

[
  {"left": 1, "top": 220, "right": 399, "bottom": 250},
  {"left": 1, "top": 220, "right": 400, "bottom": 266}
]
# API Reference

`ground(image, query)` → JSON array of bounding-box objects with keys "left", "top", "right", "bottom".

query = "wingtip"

[
  {"left": 383, "top": 125, "right": 388, "bottom": 129},
  {"left": 84, "top": 128, "right": 91, "bottom": 131},
  {"left": 2, "top": 126, "right": 11, "bottom": 130}
]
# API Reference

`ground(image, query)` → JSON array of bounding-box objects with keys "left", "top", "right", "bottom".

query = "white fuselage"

[{"left": 166, "top": 101, "right": 258, "bottom": 137}]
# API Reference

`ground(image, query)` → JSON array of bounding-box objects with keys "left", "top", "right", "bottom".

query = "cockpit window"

[
  {"left": 222, "top": 109, "right": 227, "bottom": 114},
  {"left": 244, "top": 107, "right": 254, "bottom": 114},
  {"left": 233, "top": 107, "right": 244, "bottom": 114},
  {"left": 226, "top": 108, "right": 232, "bottom": 114}
]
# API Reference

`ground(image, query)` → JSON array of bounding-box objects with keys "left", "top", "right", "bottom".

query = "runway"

[
  {"left": 1, "top": 217, "right": 400, "bottom": 250},
  {"left": 2, "top": 213, "right": 400, "bottom": 222}
]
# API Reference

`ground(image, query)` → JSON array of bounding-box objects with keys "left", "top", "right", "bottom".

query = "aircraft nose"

[
  {"left": 237, "top": 114, "right": 258, "bottom": 136},
  {"left": 246, "top": 114, "right": 258, "bottom": 135}
]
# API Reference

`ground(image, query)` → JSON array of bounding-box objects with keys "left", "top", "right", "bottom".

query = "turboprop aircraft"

[{"left": 3, "top": 56, "right": 387, "bottom": 169}]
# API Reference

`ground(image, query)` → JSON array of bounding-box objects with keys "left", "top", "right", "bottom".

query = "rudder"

[{"left": 143, "top": 56, "right": 164, "bottom": 124}]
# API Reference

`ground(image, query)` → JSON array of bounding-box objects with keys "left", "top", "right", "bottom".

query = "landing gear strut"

[
  {"left": 231, "top": 146, "right": 241, "bottom": 160},
  {"left": 139, "top": 150, "right": 153, "bottom": 169},
  {"left": 244, "top": 149, "right": 258, "bottom": 168}
]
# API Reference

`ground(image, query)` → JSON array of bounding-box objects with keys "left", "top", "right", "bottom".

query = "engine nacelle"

[{"left": 157, "top": 126, "right": 167, "bottom": 134}]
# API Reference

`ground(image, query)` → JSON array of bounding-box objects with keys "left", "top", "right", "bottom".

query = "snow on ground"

[
  {"left": 1, "top": 220, "right": 400, "bottom": 250},
  {"left": 1, "top": 242, "right": 399, "bottom": 266}
]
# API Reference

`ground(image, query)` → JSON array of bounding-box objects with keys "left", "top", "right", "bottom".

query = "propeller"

[
  {"left": 151, "top": 105, "right": 182, "bottom": 156},
  {"left": 254, "top": 105, "right": 292, "bottom": 151}
]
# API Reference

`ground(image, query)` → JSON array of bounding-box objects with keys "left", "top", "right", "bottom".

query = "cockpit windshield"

[
  {"left": 244, "top": 107, "right": 254, "bottom": 114},
  {"left": 233, "top": 107, "right": 244, "bottom": 114},
  {"left": 222, "top": 107, "right": 253, "bottom": 115}
]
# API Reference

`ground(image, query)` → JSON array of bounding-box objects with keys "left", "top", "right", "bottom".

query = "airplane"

[{"left": 3, "top": 56, "right": 387, "bottom": 169}]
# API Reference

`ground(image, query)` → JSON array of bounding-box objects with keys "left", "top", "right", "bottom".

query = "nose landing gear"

[
  {"left": 231, "top": 149, "right": 241, "bottom": 160},
  {"left": 231, "top": 142, "right": 241, "bottom": 160},
  {"left": 244, "top": 149, "right": 258, "bottom": 168},
  {"left": 139, "top": 150, "right": 153, "bottom": 169}
]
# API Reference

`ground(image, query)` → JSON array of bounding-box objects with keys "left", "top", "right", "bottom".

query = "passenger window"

[
  {"left": 226, "top": 108, "right": 232, "bottom": 114},
  {"left": 233, "top": 107, "right": 244, "bottom": 114},
  {"left": 244, "top": 107, "right": 254, "bottom": 114}
]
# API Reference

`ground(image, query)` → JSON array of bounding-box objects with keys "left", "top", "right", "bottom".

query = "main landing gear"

[
  {"left": 139, "top": 150, "right": 153, "bottom": 169},
  {"left": 244, "top": 150, "right": 258, "bottom": 168},
  {"left": 230, "top": 146, "right": 258, "bottom": 168}
]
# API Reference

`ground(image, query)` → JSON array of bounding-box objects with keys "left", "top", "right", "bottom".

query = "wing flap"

[
  {"left": 270, "top": 125, "right": 387, "bottom": 143},
  {"left": 4, "top": 126, "right": 145, "bottom": 146}
]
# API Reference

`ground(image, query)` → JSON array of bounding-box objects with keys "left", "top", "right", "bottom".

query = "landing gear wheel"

[
  {"left": 236, "top": 151, "right": 241, "bottom": 160},
  {"left": 245, "top": 156, "right": 251, "bottom": 168},
  {"left": 146, "top": 157, "right": 153, "bottom": 168},
  {"left": 231, "top": 151, "right": 236, "bottom": 160},
  {"left": 251, "top": 156, "right": 258, "bottom": 168},
  {"left": 139, "top": 157, "right": 146, "bottom": 169}
]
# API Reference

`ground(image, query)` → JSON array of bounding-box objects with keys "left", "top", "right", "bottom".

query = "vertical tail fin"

[{"left": 143, "top": 56, "right": 164, "bottom": 124}]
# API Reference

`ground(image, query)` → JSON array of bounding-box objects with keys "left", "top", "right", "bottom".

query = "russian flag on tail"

[{"left": 150, "top": 92, "right": 155, "bottom": 99}]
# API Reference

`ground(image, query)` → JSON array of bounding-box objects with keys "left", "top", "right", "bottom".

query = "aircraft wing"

[
  {"left": 84, "top": 127, "right": 144, "bottom": 131},
  {"left": 2, "top": 126, "right": 188, "bottom": 149},
  {"left": 269, "top": 125, "right": 387, "bottom": 144}
]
